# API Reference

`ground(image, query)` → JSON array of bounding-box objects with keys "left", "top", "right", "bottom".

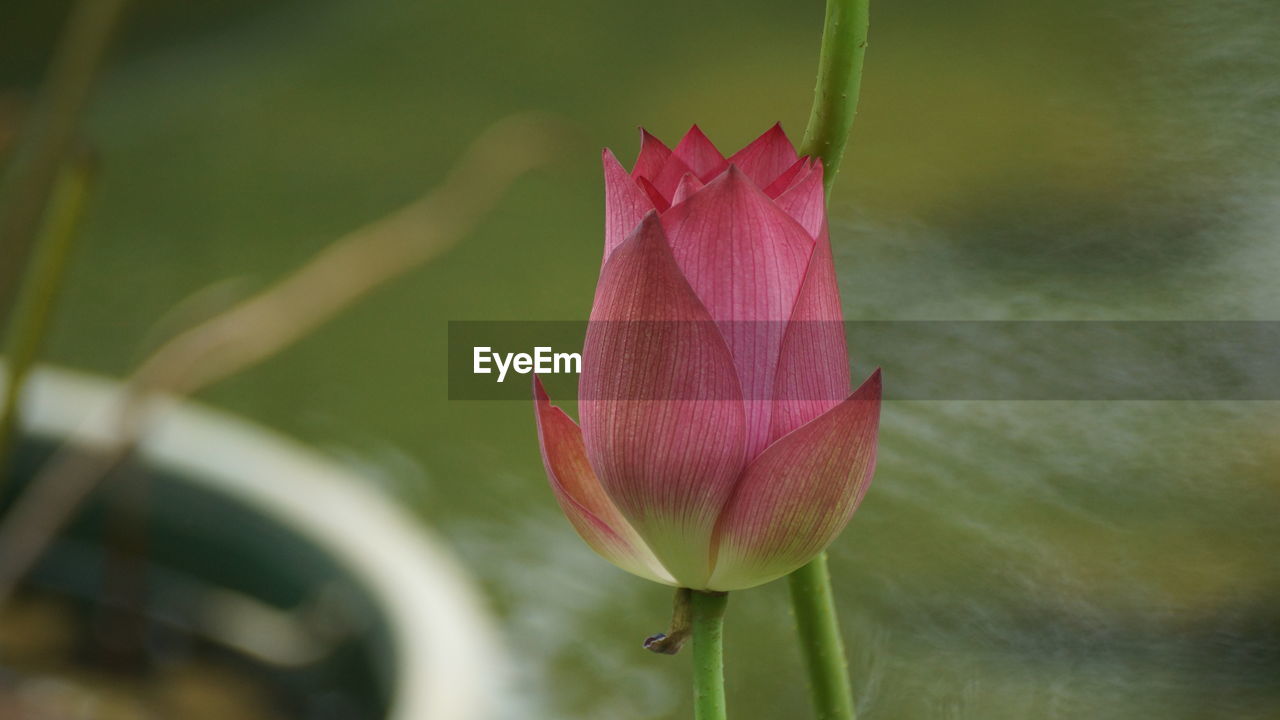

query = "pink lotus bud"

[{"left": 534, "top": 125, "right": 881, "bottom": 591}]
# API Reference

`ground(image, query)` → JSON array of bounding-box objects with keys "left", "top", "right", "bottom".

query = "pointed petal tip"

[
  {"left": 714, "top": 162, "right": 751, "bottom": 187},
  {"left": 532, "top": 373, "right": 550, "bottom": 403},
  {"left": 672, "top": 125, "right": 728, "bottom": 182},
  {"left": 533, "top": 373, "right": 578, "bottom": 429},
  {"left": 604, "top": 146, "right": 663, "bottom": 260},
  {"left": 671, "top": 172, "right": 705, "bottom": 206},
  {"left": 611, "top": 207, "right": 670, "bottom": 263},
  {"left": 633, "top": 128, "right": 674, "bottom": 180},
  {"left": 861, "top": 367, "right": 883, "bottom": 396},
  {"left": 705, "top": 162, "right": 773, "bottom": 202},
  {"left": 767, "top": 122, "right": 794, "bottom": 147},
  {"left": 637, "top": 127, "right": 665, "bottom": 146},
  {"left": 726, "top": 163, "right": 757, "bottom": 190}
]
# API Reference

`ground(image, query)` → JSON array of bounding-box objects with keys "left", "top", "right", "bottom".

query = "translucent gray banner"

[{"left": 447, "top": 321, "right": 1280, "bottom": 401}]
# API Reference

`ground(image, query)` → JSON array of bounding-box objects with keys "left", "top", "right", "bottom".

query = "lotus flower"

[{"left": 534, "top": 125, "right": 880, "bottom": 591}]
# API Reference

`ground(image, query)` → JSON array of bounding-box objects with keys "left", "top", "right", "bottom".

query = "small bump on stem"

[{"left": 644, "top": 587, "right": 692, "bottom": 655}]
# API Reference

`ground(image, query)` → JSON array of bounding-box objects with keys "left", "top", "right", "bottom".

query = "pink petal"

[
  {"left": 660, "top": 165, "right": 815, "bottom": 459},
  {"left": 632, "top": 128, "right": 672, "bottom": 182},
  {"left": 763, "top": 157, "right": 810, "bottom": 199},
  {"left": 636, "top": 175, "right": 671, "bottom": 212},
  {"left": 671, "top": 125, "right": 729, "bottom": 182},
  {"left": 580, "top": 213, "right": 748, "bottom": 587},
  {"left": 648, "top": 151, "right": 695, "bottom": 205},
  {"left": 708, "top": 369, "right": 882, "bottom": 591},
  {"left": 774, "top": 159, "right": 827, "bottom": 238},
  {"left": 603, "top": 149, "right": 658, "bottom": 264},
  {"left": 728, "top": 123, "right": 799, "bottom": 189},
  {"left": 769, "top": 225, "right": 850, "bottom": 442},
  {"left": 670, "top": 173, "right": 705, "bottom": 207},
  {"left": 534, "top": 377, "right": 675, "bottom": 584}
]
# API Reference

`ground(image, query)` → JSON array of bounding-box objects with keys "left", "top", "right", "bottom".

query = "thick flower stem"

[
  {"left": 798, "top": 0, "right": 871, "bottom": 195},
  {"left": 789, "top": 553, "right": 857, "bottom": 720},
  {"left": 690, "top": 590, "right": 730, "bottom": 720},
  {"left": 788, "top": 1, "right": 871, "bottom": 717}
]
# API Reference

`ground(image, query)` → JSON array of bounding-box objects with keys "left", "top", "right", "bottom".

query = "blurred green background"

[{"left": 3, "top": 0, "right": 1279, "bottom": 717}]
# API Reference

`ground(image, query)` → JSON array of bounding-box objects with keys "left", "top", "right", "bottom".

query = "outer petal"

[
  {"left": 769, "top": 224, "right": 850, "bottom": 443},
  {"left": 728, "top": 123, "right": 799, "bottom": 189},
  {"left": 708, "top": 370, "right": 882, "bottom": 591},
  {"left": 580, "top": 213, "right": 748, "bottom": 587},
  {"left": 661, "top": 165, "right": 815, "bottom": 458},
  {"left": 534, "top": 377, "right": 675, "bottom": 585},
  {"left": 604, "top": 149, "right": 657, "bottom": 263},
  {"left": 773, "top": 159, "right": 826, "bottom": 238},
  {"left": 632, "top": 128, "right": 672, "bottom": 182},
  {"left": 671, "top": 125, "right": 729, "bottom": 182}
]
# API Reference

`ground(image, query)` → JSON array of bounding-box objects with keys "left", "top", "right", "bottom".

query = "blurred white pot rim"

[{"left": 4, "top": 362, "right": 502, "bottom": 720}]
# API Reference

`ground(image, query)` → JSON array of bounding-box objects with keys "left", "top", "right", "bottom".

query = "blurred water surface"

[{"left": 3, "top": 0, "right": 1279, "bottom": 717}]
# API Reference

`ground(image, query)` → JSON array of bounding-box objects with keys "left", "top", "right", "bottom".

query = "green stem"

[
  {"left": 789, "top": 553, "right": 857, "bottom": 720},
  {"left": 798, "top": 0, "right": 871, "bottom": 195},
  {"left": 690, "top": 590, "right": 729, "bottom": 720},
  {"left": 788, "top": 1, "right": 871, "bottom": 717},
  {"left": 0, "top": 0, "right": 128, "bottom": 325},
  {"left": 0, "top": 158, "right": 94, "bottom": 486}
]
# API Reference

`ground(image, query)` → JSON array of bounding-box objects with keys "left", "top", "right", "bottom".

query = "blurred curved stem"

[
  {"left": 0, "top": 0, "right": 128, "bottom": 323},
  {"left": 0, "top": 113, "right": 563, "bottom": 606},
  {"left": 789, "top": 553, "right": 857, "bottom": 720},
  {"left": 798, "top": 0, "right": 870, "bottom": 195},
  {"left": 0, "top": 157, "right": 94, "bottom": 488},
  {"left": 691, "top": 590, "right": 729, "bottom": 720}
]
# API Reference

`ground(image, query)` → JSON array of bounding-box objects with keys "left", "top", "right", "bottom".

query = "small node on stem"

[{"left": 644, "top": 587, "right": 693, "bottom": 655}]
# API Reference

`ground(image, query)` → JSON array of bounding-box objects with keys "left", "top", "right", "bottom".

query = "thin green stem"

[
  {"left": 0, "top": 0, "right": 128, "bottom": 325},
  {"left": 788, "top": 1, "right": 871, "bottom": 717},
  {"left": 798, "top": 0, "right": 870, "bottom": 195},
  {"left": 690, "top": 590, "right": 729, "bottom": 720},
  {"left": 789, "top": 553, "right": 857, "bottom": 720},
  {"left": 0, "top": 158, "right": 94, "bottom": 487}
]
